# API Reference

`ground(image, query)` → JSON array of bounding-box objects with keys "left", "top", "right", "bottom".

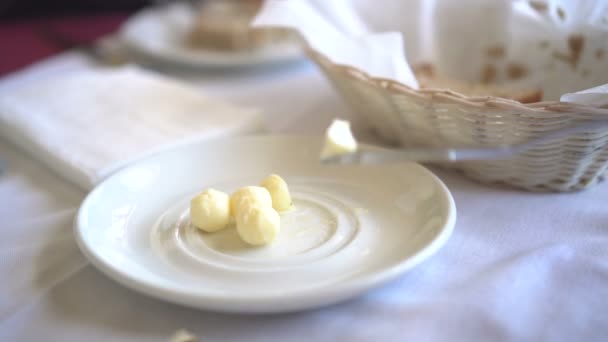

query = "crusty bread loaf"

[{"left": 413, "top": 64, "right": 543, "bottom": 103}]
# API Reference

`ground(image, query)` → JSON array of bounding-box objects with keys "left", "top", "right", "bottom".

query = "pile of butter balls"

[{"left": 190, "top": 174, "right": 292, "bottom": 246}]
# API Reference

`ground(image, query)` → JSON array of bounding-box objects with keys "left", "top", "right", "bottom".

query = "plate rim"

[
  {"left": 74, "top": 135, "right": 457, "bottom": 313},
  {"left": 118, "top": 4, "right": 304, "bottom": 69}
]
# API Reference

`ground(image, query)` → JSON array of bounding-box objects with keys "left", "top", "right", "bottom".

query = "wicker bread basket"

[
  {"left": 253, "top": 0, "right": 608, "bottom": 191},
  {"left": 308, "top": 47, "right": 608, "bottom": 192}
]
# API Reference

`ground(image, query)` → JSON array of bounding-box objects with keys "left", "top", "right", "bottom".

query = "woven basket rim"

[{"left": 308, "top": 48, "right": 608, "bottom": 116}]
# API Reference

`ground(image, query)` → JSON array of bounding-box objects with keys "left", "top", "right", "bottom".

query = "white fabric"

[
  {"left": 0, "top": 62, "right": 263, "bottom": 189},
  {"left": 256, "top": 0, "right": 608, "bottom": 103},
  {"left": 561, "top": 83, "right": 608, "bottom": 107},
  {"left": 1, "top": 52, "right": 608, "bottom": 341},
  {"left": 253, "top": 0, "right": 420, "bottom": 89}
]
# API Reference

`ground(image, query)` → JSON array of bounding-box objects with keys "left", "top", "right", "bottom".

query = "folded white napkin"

[{"left": 0, "top": 66, "right": 263, "bottom": 189}]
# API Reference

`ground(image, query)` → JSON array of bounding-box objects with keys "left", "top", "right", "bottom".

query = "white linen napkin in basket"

[
  {"left": 253, "top": 0, "right": 420, "bottom": 89},
  {"left": 561, "top": 84, "right": 608, "bottom": 107},
  {"left": 0, "top": 66, "right": 263, "bottom": 189}
]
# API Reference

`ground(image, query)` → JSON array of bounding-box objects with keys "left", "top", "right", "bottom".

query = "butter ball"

[
  {"left": 230, "top": 186, "right": 272, "bottom": 216},
  {"left": 320, "top": 119, "right": 358, "bottom": 159},
  {"left": 190, "top": 188, "right": 230, "bottom": 232},
  {"left": 260, "top": 174, "right": 292, "bottom": 211},
  {"left": 236, "top": 204, "right": 280, "bottom": 245}
]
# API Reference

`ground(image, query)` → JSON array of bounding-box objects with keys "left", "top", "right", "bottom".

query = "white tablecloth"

[{"left": 1, "top": 52, "right": 607, "bottom": 342}]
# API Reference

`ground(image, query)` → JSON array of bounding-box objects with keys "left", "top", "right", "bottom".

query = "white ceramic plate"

[
  {"left": 119, "top": 3, "right": 304, "bottom": 69},
  {"left": 75, "top": 136, "right": 456, "bottom": 313}
]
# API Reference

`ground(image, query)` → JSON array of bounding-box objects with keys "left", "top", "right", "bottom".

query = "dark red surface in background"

[{"left": 0, "top": 12, "right": 129, "bottom": 76}]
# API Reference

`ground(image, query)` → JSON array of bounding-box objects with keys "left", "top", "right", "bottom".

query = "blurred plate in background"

[{"left": 119, "top": 3, "right": 304, "bottom": 70}]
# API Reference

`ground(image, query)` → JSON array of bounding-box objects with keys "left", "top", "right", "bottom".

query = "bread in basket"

[{"left": 257, "top": 0, "right": 608, "bottom": 192}]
